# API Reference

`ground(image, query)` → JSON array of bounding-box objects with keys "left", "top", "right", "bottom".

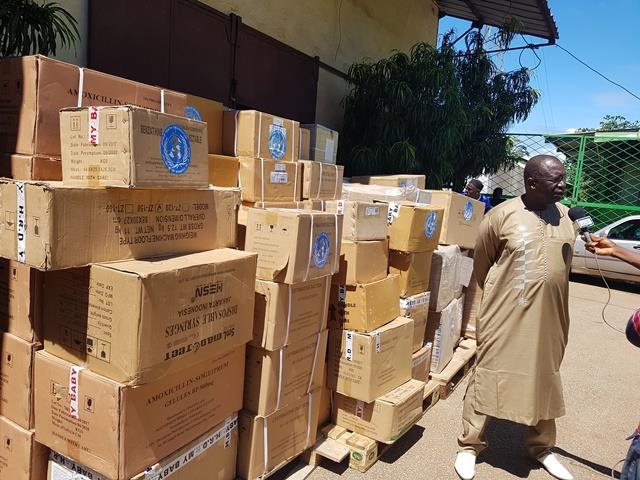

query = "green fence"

[{"left": 483, "top": 132, "right": 640, "bottom": 230}]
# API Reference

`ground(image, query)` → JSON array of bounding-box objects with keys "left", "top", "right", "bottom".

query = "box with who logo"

[
  {"left": 427, "top": 191, "right": 485, "bottom": 250},
  {"left": 386, "top": 202, "right": 444, "bottom": 253}
]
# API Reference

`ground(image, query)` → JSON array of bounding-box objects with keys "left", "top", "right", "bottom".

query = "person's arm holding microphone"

[{"left": 584, "top": 235, "right": 640, "bottom": 270}]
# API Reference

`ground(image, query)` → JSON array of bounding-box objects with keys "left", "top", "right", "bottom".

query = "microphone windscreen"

[{"left": 568, "top": 206, "right": 587, "bottom": 222}]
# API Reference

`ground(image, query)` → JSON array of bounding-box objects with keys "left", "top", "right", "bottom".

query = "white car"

[{"left": 572, "top": 215, "right": 640, "bottom": 283}]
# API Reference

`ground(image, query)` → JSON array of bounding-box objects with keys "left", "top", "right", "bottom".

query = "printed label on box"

[
  {"left": 387, "top": 202, "right": 400, "bottom": 225},
  {"left": 270, "top": 171, "right": 288, "bottom": 184},
  {"left": 365, "top": 206, "right": 380, "bottom": 216}
]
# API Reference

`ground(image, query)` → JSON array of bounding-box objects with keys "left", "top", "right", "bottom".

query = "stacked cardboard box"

[{"left": 300, "top": 124, "right": 339, "bottom": 164}]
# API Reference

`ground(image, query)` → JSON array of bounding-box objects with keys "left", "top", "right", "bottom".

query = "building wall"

[{"left": 47, "top": 0, "right": 89, "bottom": 66}]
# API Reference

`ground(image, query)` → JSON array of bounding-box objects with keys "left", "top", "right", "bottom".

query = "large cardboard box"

[
  {"left": 209, "top": 154, "right": 239, "bottom": 187},
  {"left": 429, "top": 245, "right": 462, "bottom": 312},
  {"left": 238, "top": 157, "right": 301, "bottom": 202},
  {"left": 237, "top": 390, "right": 320, "bottom": 480},
  {"left": 245, "top": 209, "right": 341, "bottom": 283},
  {"left": 251, "top": 277, "right": 329, "bottom": 350},
  {"left": 60, "top": 106, "right": 208, "bottom": 188},
  {"left": 426, "top": 296, "right": 464, "bottom": 373},
  {"left": 301, "top": 124, "right": 338, "bottom": 164},
  {"left": 223, "top": 110, "right": 299, "bottom": 161},
  {"left": 327, "top": 317, "right": 413, "bottom": 403},
  {"left": 353, "top": 175, "right": 426, "bottom": 190},
  {"left": 0, "top": 55, "right": 186, "bottom": 156},
  {"left": 427, "top": 191, "right": 485, "bottom": 250},
  {"left": 185, "top": 93, "right": 224, "bottom": 154},
  {"left": 34, "top": 348, "right": 244, "bottom": 479},
  {"left": 1, "top": 333, "right": 38, "bottom": 430},
  {"left": 43, "top": 249, "right": 256, "bottom": 384},
  {"left": 411, "top": 343, "right": 432, "bottom": 382},
  {"left": 0, "top": 416, "right": 48, "bottom": 480},
  {"left": 0, "top": 180, "right": 239, "bottom": 270},
  {"left": 299, "top": 127, "right": 311, "bottom": 160},
  {"left": 0, "top": 259, "right": 43, "bottom": 342},
  {"left": 333, "top": 379, "right": 424, "bottom": 444},
  {"left": 47, "top": 414, "right": 238, "bottom": 480},
  {"left": 246, "top": 199, "right": 324, "bottom": 210},
  {"left": 324, "top": 200, "right": 387, "bottom": 241},
  {"left": 244, "top": 330, "right": 327, "bottom": 416},
  {"left": 333, "top": 239, "right": 388, "bottom": 286},
  {"left": 342, "top": 183, "right": 431, "bottom": 204},
  {"left": 399, "top": 292, "right": 430, "bottom": 353},
  {"left": 387, "top": 203, "right": 444, "bottom": 253},
  {"left": 329, "top": 275, "right": 400, "bottom": 332},
  {"left": 299, "top": 161, "right": 343, "bottom": 200},
  {"left": 388, "top": 250, "right": 433, "bottom": 298},
  {"left": 0, "top": 154, "right": 61, "bottom": 181}
]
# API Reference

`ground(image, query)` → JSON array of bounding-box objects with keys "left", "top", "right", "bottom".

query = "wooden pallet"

[
  {"left": 423, "top": 379, "right": 441, "bottom": 412},
  {"left": 430, "top": 338, "right": 477, "bottom": 400}
]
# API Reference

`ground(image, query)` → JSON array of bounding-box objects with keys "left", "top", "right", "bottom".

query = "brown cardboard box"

[
  {"left": 318, "top": 371, "right": 331, "bottom": 429},
  {"left": 323, "top": 425, "right": 378, "bottom": 473},
  {"left": 245, "top": 209, "right": 341, "bottom": 283},
  {"left": 425, "top": 296, "right": 464, "bottom": 373},
  {"left": 223, "top": 110, "right": 299, "bottom": 161},
  {"left": 462, "top": 270, "right": 481, "bottom": 340},
  {"left": 0, "top": 180, "right": 239, "bottom": 270},
  {"left": 0, "top": 55, "right": 186, "bottom": 157},
  {"left": 251, "top": 277, "right": 329, "bottom": 350},
  {"left": 388, "top": 250, "right": 433, "bottom": 298},
  {"left": 427, "top": 191, "right": 485, "bottom": 250},
  {"left": 1, "top": 333, "right": 38, "bottom": 429},
  {"left": 238, "top": 157, "right": 301, "bottom": 202},
  {"left": 34, "top": 348, "right": 244, "bottom": 479},
  {"left": 0, "top": 416, "right": 48, "bottom": 480},
  {"left": 246, "top": 199, "right": 324, "bottom": 210},
  {"left": 0, "top": 259, "right": 43, "bottom": 342},
  {"left": 301, "top": 124, "right": 338, "bottom": 164},
  {"left": 209, "top": 154, "right": 239, "bottom": 187},
  {"left": 387, "top": 202, "right": 444, "bottom": 253},
  {"left": 329, "top": 275, "right": 400, "bottom": 332},
  {"left": 0, "top": 154, "right": 61, "bottom": 181},
  {"left": 429, "top": 245, "right": 462, "bottom": 312},
  {"left": 299, "top": 161, "right": 343, "bottom": 200},
  {"left": 411, "top": 343, "right": 432, "bottom": 382},
  {"left": 324, "top": 200, "right": 387, "bottom": 241},
  {"left": 299, "top": 127, "right": 311, "bottom": 160},
  {"left": 342, "top": 183, "right": 431, "bottom": 204},
  {"left": 327, "top": 317, "right": 413, "bottom": 403},
  {"left": 43, "top": 249, "right": 256, "bottom": 385},
  {"left": 244, "top": 331, "right": 327, "bottom": 416},
  {"left": 352, "top": 175, "right": 426, "bottom": 190},
  {"left": 333, "top": 239, "right": 388, "bottom": 286},
  {"left": 185, "top": 94, "right": 224, "bottom": 154},
  {"left": 399, "top": 292, "right": 430, "bottom": 352},
  {"left": 333, "top": 379, "right": 424, "bottom": 444},
  {"left": 60, "top": 106, "right": 209, "bottom": 188},
  {"left": 47, "top": 414, "right": 238, "bottom": 480}
]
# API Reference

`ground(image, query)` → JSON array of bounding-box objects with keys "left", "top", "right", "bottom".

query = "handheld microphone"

[{"left": 568, "top": 206, "right": 595, "bottom": 243}]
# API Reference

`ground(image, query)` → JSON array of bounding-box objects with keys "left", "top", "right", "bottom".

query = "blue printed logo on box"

[
  {"left": 269, "top": 125, "right": 287, "bottom": 160},
  {"left": 313, "top": 232, "right": 331, "bottom": 268},
  {"left": 464, "top": 200, "right": 474, "bottom": 221},
  {"left": 184, "top": 105, "right": 202, "bottom": 121},
  {"left": 160, "top": 124, "right": 191, "bottom": 175},
  {"left": 424, "top": 211, "right": 438, "bottom": 238}
]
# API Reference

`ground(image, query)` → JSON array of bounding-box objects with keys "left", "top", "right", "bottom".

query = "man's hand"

[{"left": 584, "top": 234, "right": 618, "bottom": 257}]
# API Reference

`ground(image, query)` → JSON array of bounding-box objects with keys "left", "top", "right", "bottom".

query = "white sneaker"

[
  {"left": 537, "top": 452, "right": 574, "bottom": 480},
  {"left": 454, "top": 451, "right": 477, "bottom": 480}
]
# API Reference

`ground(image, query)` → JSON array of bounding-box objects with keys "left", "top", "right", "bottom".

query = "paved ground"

[{"left": 307, "top": 277, "right": 639, "bottom": 480}]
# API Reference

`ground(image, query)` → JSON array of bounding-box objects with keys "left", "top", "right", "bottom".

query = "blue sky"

[{"left": 438, "top": 0, "right": 640, "bottom": 134}]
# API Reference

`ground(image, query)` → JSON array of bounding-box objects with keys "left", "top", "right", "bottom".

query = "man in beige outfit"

[{"left": 455, "top": 156, "right": 577, "bottom": 480}]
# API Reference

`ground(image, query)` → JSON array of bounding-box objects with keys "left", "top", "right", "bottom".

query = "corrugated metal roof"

[{"left": 437, "top": 0, "right": 559, "bottom": 41}]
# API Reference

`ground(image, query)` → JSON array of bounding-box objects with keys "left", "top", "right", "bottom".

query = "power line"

[{"left": 556, "top": 43, "right": 640, "bottom": 103}]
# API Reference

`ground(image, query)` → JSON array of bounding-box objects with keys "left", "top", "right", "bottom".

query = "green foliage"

[
  {"left": 0, "top": 0, "right": 79, "bottom": 58},
  {"left": 339, "top": 30, "right": 539, "bottom": 190},
  {"left": 578, "top": 114, "right": 640, "bottom": 132}
]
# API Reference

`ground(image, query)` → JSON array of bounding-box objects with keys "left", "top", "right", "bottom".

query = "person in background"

[
  {"left": 464, "top": 179, "right": 492, "bottom": 213},
  {"left": 491, "top": 187, "right": 505, "bottom": 208}
]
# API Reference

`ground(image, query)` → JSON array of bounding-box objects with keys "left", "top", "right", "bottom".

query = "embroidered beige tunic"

[{"left": 469, "top": 197, "right": 577, "bottom": 426}]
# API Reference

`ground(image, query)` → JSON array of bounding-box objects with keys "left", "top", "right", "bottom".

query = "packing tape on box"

[
  {"left": 306, "top": 332, "right": 322, "bottom": 393},
  {"left": 233, "top": 110, "right": 240, "bottom": 156},
  {"left": 68, "top": 365, "right": 85, "bottom": 419},
  {"left": 316, "top": 163, "right": 339, "bottom": 199},
  {"left": 276, "top": 348, "right": 286, "bottom": 411},
  {"left": 77, "top": 67, "right": 85, "bottom": 107},
  {"left": 160, "top": 89, "right": 165, "bottom": 113},
  {"left": 305, "top": 390, "right": 315, "bottom": 449},
  {"left": 345, "top": 330, "right": 354, "bottom": 361},
  {"left": 16, "top": 181, "right": 26, "bottom": 263},
  {"left": 291, "top": 119, "right": 296, "bottom": 161},
  {"left": 283, "top": 284, "right": 293, "bottom": 346}
]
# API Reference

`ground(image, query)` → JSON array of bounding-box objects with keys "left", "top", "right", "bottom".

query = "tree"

[
  {"left": 338, "top": 30, "right": 539, "bottom": 190},
  {"left": 578, "top": 114, "right": 640, "bottom": 132}
]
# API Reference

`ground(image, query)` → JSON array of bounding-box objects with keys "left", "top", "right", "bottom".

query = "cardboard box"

[
  {"left": 43, "top": 249, "right": 256, "bottom": 385},
  {"left": 462, "top": 270, "right": 481, "bottom": 340},
  {"left": 0, "top": 55, "right": 186, "bottom": 156},
  {"left": 0, "top": 259, "right": 43, "bottom": 342},
  {"left": 427, "top": 191, "right": 485, "bottom": 250},
  {"left": 301, "top": 124, "right": 339, "bottom": 164},
  {"left": 324, "top": 200, "right": 387, "bottom": 241},
  {"left": 387, "top": 202, "right": 444, "bottom": 253},
  {"left": 47, "top": 414, "right": 238, "bottom": 480},
  {"left": 0, "top": 180, "right": 239, "bottom": 270},
  {"left": 318, "top": 372, "right": 331, "bottom": 429},
  {"left": 411, "top": 343, "right": 432, "bottom": 383},
  {"left": 244, "top": 330, "right": 327, "bottom": 416},
  {"left": 388, "top": 250, "right": 433, "bottom": 298},
  {"left": 34, "top": 348, "right": 244, "bottom": 479},
  {"left": 185, "top": 94, "right": 224, "bottom": 154},
  {"left": 60, "top": 106, "right": 208, "bottom": 188},
  {"left": 223, "top": 110, "right": 299, "bottom": 161},
  {"left": 245, "top": 209, "right": 341, "bottom": 283},
  {"left": 353, "top": 175, "right": 426, "bottom": 190},
  {"left": 426, "top": 296, "right": 464, "bottom": 373},
  {"left": 0, "top": 154, "right": 61, "bottom": 181},
  {"left": 333, "top": 239, "right": 388, "bottom": 286},
  {"left": 299, "top": 127, "right": 311, "bottom": 160},
  {"left": 299, "top": 161, "right": 343, "bottom": 200},
  {"left": 238, "top": 157, "right": 301, "bottom": 202},
  {"left": 333, "top": 379, "right": 424, "bottom": 444},
  {"left": 342, "top": 183, "right": 431, "bottom": 204},
  {"left": 329, "top": 275, "right": 400, "bottom": 332},
  {"left": 0, "top": 416, "right": 48, "bottom": 480},
  {"left": 209, "top": 154, "right": 239, "bottom": 187},
  {"left": 399, "top": 292, "right": 430, "bottom": 352},
  {"left": 237, "top": 390, "right": 320, "bottom": 480},
  {"left": 327, "top": 317, "right": 413, "bottom": 403},
  {"left": 322, "top": 425, "right": 378, "bottom": 473},
  {"left": 429, "top": 245, "right": 462, "bottom": 312},
  {"left": 1, "top": 333, "right": 38, "bottom": 430},
  {"left": 251, "top": 277, "right": 329, "bottom": 350},
  {"left": 246, "top": 199, "right": 324, "bottom": 210}
]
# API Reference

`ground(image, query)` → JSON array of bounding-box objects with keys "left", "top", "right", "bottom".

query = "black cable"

[
  {"left": 556, "top": 43, "right": 640, "bottom": 103},
  {"left": 334, "top": 0, "right": 344, "bottom": 61}
]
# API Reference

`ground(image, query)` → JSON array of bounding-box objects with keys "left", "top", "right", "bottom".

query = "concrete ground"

[{"left": 307, "top": 278, "right": 640, "bottom": 480}]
